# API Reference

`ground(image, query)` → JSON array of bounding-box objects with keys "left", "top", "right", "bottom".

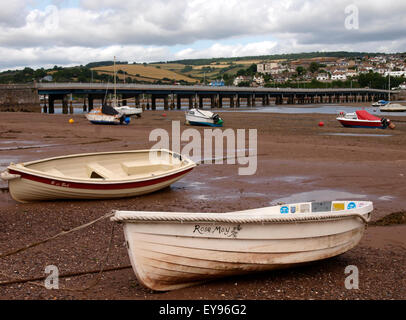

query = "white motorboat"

[{"left": 185, "top": 108, "right": 224, "bottom": 127}]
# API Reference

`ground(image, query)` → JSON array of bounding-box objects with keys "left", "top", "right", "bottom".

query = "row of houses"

[{"left": 256, "top": 54, "right": 406, "bottom": 83}]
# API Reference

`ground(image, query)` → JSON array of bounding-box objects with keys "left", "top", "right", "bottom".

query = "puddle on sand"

[
  {"left": 172, "top": 180, "right": 209, "bottom": 191},
  {"left": 378, "top": 195, "right": 395, "bottom": 201},
  {"left": 194, "top": 192, "right": 267, "bottom": 201},
  {"left": 270, "top": 189, "right": 367, "bottom": 204},
  {"left": 321, "top": 133, "right": 392, "bottom": 137},
  {"left": 272, "top": 176, "right": 310, "bottom": 183}
]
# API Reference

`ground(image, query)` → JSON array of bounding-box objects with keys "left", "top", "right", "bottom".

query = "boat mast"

[
  {"left": 114, "top": 56, "right": 117, "bottom": 106},
  {"left": 388, "top": 71, "right": 391, "bottom": 102}
]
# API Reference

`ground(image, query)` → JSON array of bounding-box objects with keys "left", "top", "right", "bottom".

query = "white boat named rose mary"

[
  {"left": 185, "top": 108, "right": 224, "bottom": 127},
  {"left": 112, "top": 200, "right": 373, "bottom": 291},
  {"left": 0, "top": 149, "right": 195, "bottom": 203}
]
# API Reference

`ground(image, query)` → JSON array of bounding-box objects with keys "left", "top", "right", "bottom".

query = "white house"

[
  {"left": 316, "top": 73, "right": 329, "bottom": 81},
  {"left": 253, "top": 75, "right": 265, "bottom": 86},
  {"left": 385, "top": 71, "right": 406, "bottom": 77},
  {"left": 257, "top": 62, "right": 279, "bottom": 74},
  {"left": 346, "top": 70, "right": 358, "bottom": 77},
  {"left": 331, "top": 72, "right": 347, "bottom": 81},
  {"left": 233, "top": 76, "right": 251, "bottom": 86}
]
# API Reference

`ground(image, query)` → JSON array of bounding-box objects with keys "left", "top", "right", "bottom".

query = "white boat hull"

[
  {"left": 114, "top": 106, "right": 143, "bottom": 116},
  {"left": 380, "top": 103, "right": 406, "bottom": 112},
  {"left": 85, "top": 111, "right": 122, "bottom": 125},
  {"left": 1, "top": 149, "right": 196, "bottom": 203},
  {"left": 113, "top": 201, "right": 372, "bottom": 291},
  {"left": 185, "top": 109, "right": 223, "bottom": 127}
]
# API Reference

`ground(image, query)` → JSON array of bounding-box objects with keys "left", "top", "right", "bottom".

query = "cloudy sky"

[{"left": 0, "top": 0, "right": 405, "bottom": 70}]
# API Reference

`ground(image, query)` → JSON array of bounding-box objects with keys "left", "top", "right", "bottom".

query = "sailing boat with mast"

[
  {"left": 111, "top": 57, "right": 143, "bottom": 117},
  {"left": 86, "top": 57, "right": 142, "bottom": 124}
]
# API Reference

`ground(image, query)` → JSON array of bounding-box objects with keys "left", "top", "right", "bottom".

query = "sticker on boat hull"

[
  {"left": 280, "top": 206, "right": 289, "bottom": 214},
  {"left": 300, "top": 204, "right": 310, "bottom": 213},
  {"left": 312, "top": 201, "right": 332, "bottom": 213},
  {"left": 333, "top": 203, "right": 345, "bottom": 211},
  {"left": 347, "top": 202, "right": 356, "bottom": 210}
]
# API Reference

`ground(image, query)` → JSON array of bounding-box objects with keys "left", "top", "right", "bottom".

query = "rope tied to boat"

[
  {"left": 111, "top": 212, "right": 370, "bottom": 225},
  {"left": 0, "top": 212, "right": 120, "bottom": 292}
]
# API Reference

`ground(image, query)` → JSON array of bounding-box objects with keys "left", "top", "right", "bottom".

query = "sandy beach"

[{"left": 0, "top": 109, "right": 405, "bottom": 300}]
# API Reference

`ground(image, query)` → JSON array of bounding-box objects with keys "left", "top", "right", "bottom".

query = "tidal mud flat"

[{"left": 0, "top": 110, "right": 405, "bottom": 300}]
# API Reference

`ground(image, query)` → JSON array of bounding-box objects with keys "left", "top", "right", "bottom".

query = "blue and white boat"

[
  {"left": 372, "top": 100, "right": 389, "bottom": 107},
  {"left": 185, "top": 108, "right": 224, "bottom": 127}
]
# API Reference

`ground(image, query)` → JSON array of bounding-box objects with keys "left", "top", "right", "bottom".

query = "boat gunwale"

[
  {"left": 5, "top": 149, "right": 196, "bottom": 185},
  {"left": 112, "top": 201, "right": 372, "bottom": 224}
]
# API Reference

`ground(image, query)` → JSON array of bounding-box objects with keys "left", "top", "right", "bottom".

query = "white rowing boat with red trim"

[{"left": 0, "top": 149, "right": 196, "bottom": 203}]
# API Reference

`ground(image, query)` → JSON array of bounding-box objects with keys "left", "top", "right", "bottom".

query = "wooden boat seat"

[
  {"left": 121, "top": 161, "right": 175, "bottom": 176},
  {"left": 46, "top": 168, "right": 66, "bottom": 177},
  {"left": 87, "top": 163, "right": 116, "bottom": 180}
]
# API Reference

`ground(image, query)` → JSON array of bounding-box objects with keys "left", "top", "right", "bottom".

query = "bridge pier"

[{"left": 48, "top": 95, "right": 55, "bottom": 114}]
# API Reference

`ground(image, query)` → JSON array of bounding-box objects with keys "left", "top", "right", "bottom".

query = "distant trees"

[
  {"left": 236, "top": 64, "right": 257, "bottom": 77},
  {"left": 356, "top": 72, "right": 405, "bottom": 89},
  {"left": 308, "top": 62, "right": 320, "bottom": 73},
  {"left": 296, "top": 66, "right": 306, "bottom": 76}
]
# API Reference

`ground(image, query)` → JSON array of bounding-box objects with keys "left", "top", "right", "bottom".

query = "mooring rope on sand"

[
  {"left": 0, "top": 212, "right": 129, "bottom": 292},
  {"left": 0, "top": 212, "right": 114, "bottom": 259}
]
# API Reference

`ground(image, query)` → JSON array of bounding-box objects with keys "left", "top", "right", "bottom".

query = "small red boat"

[{"left": 336, "top": 110, "right": 395, "bottom": 129}]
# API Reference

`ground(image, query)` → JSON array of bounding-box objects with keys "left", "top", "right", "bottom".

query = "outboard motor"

[{"left": 212, "top": 114, "right": 220, "bottom": 123}]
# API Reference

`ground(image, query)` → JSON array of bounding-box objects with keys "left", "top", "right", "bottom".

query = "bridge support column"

[
  {"left": 194, "top": 94, "right": 198, "bottom": 108},
  {"left": 218, "top": 94, "right": 222, "bottom": 108},
  {"left": 62, "top": 95, "right": 68, "bottom": 114},
  {"left": 134, "top": 95, "right": 140, "bottom": 108},
  {"left": 42, "top": 96, "right": 48, "bottom": 113},
  {"left": 236, "top": 94, "right": 240, "bottom": 108},
  {"left": 230, "top": 96, "right": 234, "bottom": 108},
  {"left": 152, "top": 96, "right": 156, "bottom": 110},
  {"left": 177, "top": 96, "right": 181, "bottom": 109},
  {"left": 189, "top": 96, "right": 193, "bottom": 109},
  {"left": 82, "top": 98, "right": 87, "bottom": 112},
  {"left": 88, "top": 95, "right": 94, "bottom": 111},
  {"left": 49, "top": 96, "right": 55, "bottom": 114},
  {"left": 199, "top": 96, "right": 204, "bottom": 109},
  {"left": 164, "top": 96, "right": 169, "bottom": 110}
]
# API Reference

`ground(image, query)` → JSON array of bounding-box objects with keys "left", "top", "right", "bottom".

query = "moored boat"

[
  {"left": 86, "top": 104, "right": 130, "bottom": 125},
  {"left": 379, "top": 103, "right": 406, "bottom": 112},
  {"left": 372, "top": 100, "right": 388, "bottom": 107},
  {"left": 185, "top": 108, "right": 224, "bottom": 127},
  {"left": 0, "top": 149, "right": 195, "bottom": 203},
  {"left": 112, "top": 200, "right": 373, "bottom": 291},
  {"left": 336, "top": 110, "right": 394, "bottom": 129},
  {"left": 114, "top": 105, "right": 143, "bottom": 117}
]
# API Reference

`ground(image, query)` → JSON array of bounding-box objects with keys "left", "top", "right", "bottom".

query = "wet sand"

[{"left": 0, "top": 110, "right": 405, "bottom": 300}]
